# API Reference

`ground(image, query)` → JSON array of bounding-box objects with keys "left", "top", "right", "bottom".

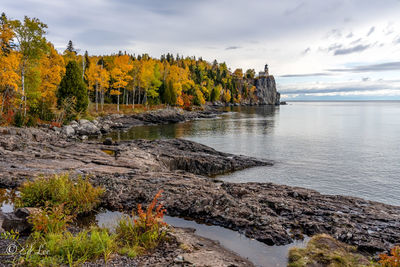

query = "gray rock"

[
  {"left": 62, "top": 125, "right": 75, "bottom": 137},
  {"left": 76, "top": 122, "right": 100, "bottom": 136},
  {"left": 254, "top": 75, "right": 280, "bottom": 105},
  {"left": 79, "top": 119, "right": 90, "bottom": 125},
  {"left": 2, "top": 208, "right": 40, "bottom": 234},
  {"left": 52, "top": 126, "right": 61, "bottom": 133}
]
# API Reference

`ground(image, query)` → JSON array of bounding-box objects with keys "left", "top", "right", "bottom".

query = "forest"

[{"left": 0, "top": 13, "right": 259, "bottom": 126}]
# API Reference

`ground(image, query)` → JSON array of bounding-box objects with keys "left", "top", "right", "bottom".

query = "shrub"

[
  {"left": 116, "top": 190, "right": 167, "bottom": 256},
  {"left": 13, "top": 111, "right": 24, "bottom": 127},
  {"left": 379, "top": 246, "right": 400, "bottom": 266},
  {"left": 28, "top": 204, "right": 74, "bottom": 234},
  {"left": 16, "top": 173, "right": 104, "bottom": 215}
]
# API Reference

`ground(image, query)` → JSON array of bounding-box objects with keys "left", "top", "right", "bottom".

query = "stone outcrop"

[
  {"left": 0, "top": 127, "right": 399, "bottom": 254},
  {"left": 56, "top": 107, "right": 222, "bottom": 139},
  {"left": 254, "top": 75, "right": 280, "bottom": 105}
]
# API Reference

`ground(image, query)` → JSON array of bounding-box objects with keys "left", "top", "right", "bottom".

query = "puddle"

[
  {"left": 0, "top": 195, "right": 308, "bottom": 267},
  {"left": 101, "top": 149, "right": 116, "bottom": 156},
  {"left": 91, "top": 210, "right": 308, "bottom": 267}
]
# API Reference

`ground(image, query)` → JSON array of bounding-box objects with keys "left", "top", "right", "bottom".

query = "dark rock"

[
  {"left": 103, "top": 137, "right": 113, "bottom": 146},
  {"left": 1, "top": 127, "right": 399, "bottom": 255},
  {"left": 2, "top": 208, "right": 40, "bottom": 234}
]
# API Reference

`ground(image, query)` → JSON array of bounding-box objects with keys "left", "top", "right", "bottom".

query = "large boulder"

[
  {"left": 76, "top": 120, "right": 100, "bottom": 136},
  {"left": 61, "top": 125, "right": 75, "bottom": 137}
]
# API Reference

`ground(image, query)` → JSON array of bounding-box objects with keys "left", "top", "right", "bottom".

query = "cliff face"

[{"left": 254, "top": 75, "right": 280, "bottom": 105}]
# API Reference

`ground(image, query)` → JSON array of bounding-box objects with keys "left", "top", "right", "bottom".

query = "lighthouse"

[{"left": 259, "top": 64, "right": 269, "bottom": 77}]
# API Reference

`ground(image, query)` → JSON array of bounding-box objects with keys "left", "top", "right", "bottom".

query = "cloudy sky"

[{"left": 3, "top": 0, "right": 400, "bottom": 100}]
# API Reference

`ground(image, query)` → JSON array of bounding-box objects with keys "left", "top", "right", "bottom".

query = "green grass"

[
  {"left": 21, "top": 227, "right": 115, "bottom": 266},
  {"left": 16, "top": 173, "right": 105, "bottom": 215}
]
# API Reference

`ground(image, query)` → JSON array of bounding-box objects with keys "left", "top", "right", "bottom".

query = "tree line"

[{"left": 0, "top": 13, "right": 259, "bottom": 126}]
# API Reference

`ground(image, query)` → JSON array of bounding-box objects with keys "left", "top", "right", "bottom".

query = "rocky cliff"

[{"left": 254, "top": 75, "right": 280, "bottom": 105}]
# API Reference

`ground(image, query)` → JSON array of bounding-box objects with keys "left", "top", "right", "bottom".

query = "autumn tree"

[
  {"left": 11, "top": 16, "right": 48, "bottom": 117},
  {"left": 57, "top": 61, "right": 88, "bottom": 112},
  {"left": 111, "top": 55, "right": 132, "bottom": 111},
  {"left": 86, "top": 57, "right": 109, "bottom": 112},
  {"left": 0, "top": 13, "right": 20, "bottom": 120},
  {"left": 38, "top": 43, "right": 65, "bottom": 119}
]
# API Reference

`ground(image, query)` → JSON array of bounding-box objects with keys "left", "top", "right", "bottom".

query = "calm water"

[
  {"left": 107, "top": 101, "right": 400, "bottom": 206},
  {"left": 95, "top": 210, "right": 308, "bottom": 267}
]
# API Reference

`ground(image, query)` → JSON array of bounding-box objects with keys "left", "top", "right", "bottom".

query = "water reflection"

[
  {"left": 102, "top": 102, "right": 400, "bottom": 206},
  {"left": 104, "top": 106, "right": 278, "bottom": 142}
]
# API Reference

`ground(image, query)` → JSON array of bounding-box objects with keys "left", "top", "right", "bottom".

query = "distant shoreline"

[{"left": 281, "top": 99, "right": 400, "bottom": 102}]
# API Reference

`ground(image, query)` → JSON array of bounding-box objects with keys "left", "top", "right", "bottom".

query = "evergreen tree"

[
  {"left": 57, "top": 61, "right": 88, "bottom": 112},
  {"left": 66, "top": 40, "right": 76, "bottom": 54}
]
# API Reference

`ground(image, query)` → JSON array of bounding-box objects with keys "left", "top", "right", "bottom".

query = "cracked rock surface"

[{"left": 0, "top": 126, "right": 399, "bottom": 255}]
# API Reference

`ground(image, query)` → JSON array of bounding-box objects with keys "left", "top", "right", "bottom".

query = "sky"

[{"left": 3, "top": 0, "right": 400, "bottom": 100}]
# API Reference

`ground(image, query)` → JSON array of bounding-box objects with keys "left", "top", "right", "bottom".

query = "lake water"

[{"left": 107, "top": 101, "right": 400, "bottom": 206}]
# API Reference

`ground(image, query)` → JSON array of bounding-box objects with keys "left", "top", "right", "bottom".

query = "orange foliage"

[
  {"left": 135, "top": 190, "right": 167, "bottom": 232},
  {"left": 379, "top": 246, "right": 400, "bottom": 267}
]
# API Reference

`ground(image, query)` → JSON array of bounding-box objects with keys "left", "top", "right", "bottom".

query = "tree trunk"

[
  {"left": 101, "top": 89, "right": 104, "bottom": 112},
  {"left": 21, "top": 65, "right": 26, "bottom": 117},
  {"left": 0, "top": 91, "right": 5, "bottom": 116},
  {"left": 143, "top": 91, "right": 147, "bottom": 105},
  {"left": 117, "top": 88, "right": 120, "bottom": 112},
  {"left": 132, "top": 84, "right": 135, "bottom": 109},
  {"left": 123, "top": 88, "right": 126, "bottom": 106},
  {"left": 95, "top": 82, "right": 98, "bottom": 112}
]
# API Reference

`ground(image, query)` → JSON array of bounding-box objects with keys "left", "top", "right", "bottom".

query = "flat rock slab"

[{"left": 0, "top": 127, "right": 399, "bottom": 254}]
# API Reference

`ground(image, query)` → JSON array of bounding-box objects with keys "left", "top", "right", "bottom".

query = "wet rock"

[{"left": 0, "top": 127, "right": 399, "bottom": 254}]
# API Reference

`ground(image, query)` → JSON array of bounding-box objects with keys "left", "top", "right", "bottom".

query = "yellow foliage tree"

[
  {"left": 0, "top": 51, "right": 21, "bottom": 117},
  {"left": 111, "top": 55, "right": 132, "bottom": 111},
  {"left": 39, "top": 43, "right": 65, "bottom": 110},
  {"left": 85, "top": 57, "right": 110, "bottom": 112}
]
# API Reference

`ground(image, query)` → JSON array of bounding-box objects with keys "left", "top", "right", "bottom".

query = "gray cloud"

[
  {"left": 366, "top": 26, "right": 375, "bottom": 36},
  {"left": 350, "top": 38, "right": 362, "bottom": 45},
  {"left": 346, "top": 32, "right": 353, "bottom": 38},
  {"left": 334, "top": 44, "right": 370, "bottom": 55},
  {"left": 283, "top": 2, "right": 306, "bottom": 16},
  {"left": 75, "top": 29, "right": 134, "bottom": 47},
  {"left": 301, "top": 47, "right": 311, "bottom": 55},
  {"left": 225, "top": 46, "right": 241, "bottom": 50},
  {"left": 328, "top": 61, "right": 400, "bottom": 72},
  {"left": 279, "top": 73, "right": 332, "bottom": 78},
  {"left": 281, "top": 82, "right": 400, "bottom": 95}
]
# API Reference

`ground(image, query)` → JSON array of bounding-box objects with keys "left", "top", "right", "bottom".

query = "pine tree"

[
  {"left": 66, "top": 40, "right": 76, "bottom": 54},
  {"left": 57, "top": 61, "right": 88, "bottom": 112}
]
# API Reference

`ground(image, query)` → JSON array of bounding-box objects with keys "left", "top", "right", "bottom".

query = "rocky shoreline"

[
  {"left": 0, "top": 112, "right": 399, "bottom": 265},
  {"left": 55, "top": 107, "right": 222, "bottom": 139}
]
